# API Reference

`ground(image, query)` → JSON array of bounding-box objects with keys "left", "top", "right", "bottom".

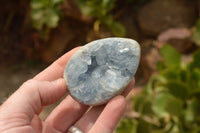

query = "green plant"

[
  {"left": 193, "top": 18, "right": 200, "bottom": 46},
  {"left": 30, "top": 0, "right": 63, "bottom": 37},
  {"left": 75, "top": 0, "right": 125, "bottom": 37},
  {"left": 117, "top": 45, "right": 200, "bottom": 133}
]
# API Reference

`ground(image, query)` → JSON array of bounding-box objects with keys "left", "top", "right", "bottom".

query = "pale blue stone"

[{"left": 64, "top": 38, "right": 141, "bottom": 105}]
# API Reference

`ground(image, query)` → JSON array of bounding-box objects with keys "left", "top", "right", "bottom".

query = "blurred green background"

[{"left": 0, "top": 0, "right": 200, "bottom": 132}]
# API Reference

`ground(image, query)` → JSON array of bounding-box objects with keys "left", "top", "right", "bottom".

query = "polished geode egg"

[{"left": 63, "top": 38, "right": 140, "bottom": 105}]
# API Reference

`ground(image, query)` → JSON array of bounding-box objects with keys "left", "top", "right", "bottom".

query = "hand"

[{"left": 0, "top": 47, "right": 135, "bottom": 133}]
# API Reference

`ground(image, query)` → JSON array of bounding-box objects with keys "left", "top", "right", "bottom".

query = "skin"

[{"left": 0, "top": 47, "right": 135, "bottom": 133}]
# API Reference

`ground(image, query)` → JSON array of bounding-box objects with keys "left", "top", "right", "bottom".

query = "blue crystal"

[{"left": 64, "top": 38, "right": 141, "bottom": 105}]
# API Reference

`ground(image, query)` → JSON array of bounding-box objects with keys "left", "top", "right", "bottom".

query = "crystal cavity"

[{"left": 64, "top": 38, "right": 141, "bottom": 105}]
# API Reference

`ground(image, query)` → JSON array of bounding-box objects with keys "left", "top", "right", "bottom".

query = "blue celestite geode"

[{"left": 64, "top": 38, "right": 140, "bottom": 105}]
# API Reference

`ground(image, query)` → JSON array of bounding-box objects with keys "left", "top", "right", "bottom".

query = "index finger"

[{"left": 34, "top": 47, "right": 81, "bottom": 81}]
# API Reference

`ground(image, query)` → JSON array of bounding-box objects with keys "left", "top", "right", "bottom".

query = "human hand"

[{"left": 0, "top": 47, "right": 135, "bottom": 133}]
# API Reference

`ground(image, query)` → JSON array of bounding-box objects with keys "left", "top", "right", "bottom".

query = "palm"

[{"left": 0, "top": 47, "right": 135, "bottom": 133}]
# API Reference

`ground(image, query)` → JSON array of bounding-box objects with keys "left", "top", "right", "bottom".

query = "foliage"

[
  {"left": 30, "top": 0, "right": 148, "bottom": 37},
  {"left": 30, "top": 0, "right": 63, "bottom": 36},
  {"left": 117, "top": 45, "right": 200, "bottom": 133},
  {"left": 75, "top": 0, "right": 125, "bottom": 37},
  {"left": 193, "top": 18, "right": 200, "bottom": 46}
]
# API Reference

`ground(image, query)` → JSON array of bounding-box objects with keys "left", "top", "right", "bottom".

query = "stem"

[{"left": 124, "top": 111, "right": 161, "bottom": 127}]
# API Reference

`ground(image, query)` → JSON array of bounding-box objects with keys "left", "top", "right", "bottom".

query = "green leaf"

[
  {"left": 161, "top": 68, "right": 180, "bottom": 80},
  {"left": 189, "top": 89, "right": 200, "bottom": 99},
  {"left": 133, "top": 95, "right": 148, "bottom": 113},
  {"left": 75, "top": 0, "right": 116, "bottom": 17},
  {"left": 46, "top": 9, "right": 59, "bottom": 28},
  {"left": 193, "top": 31, "right": 200, "bottom": 46},
  {"left": 75, "top": 0, "right": 93, "bottom": 16},
  {"left": 184, "top": 99, "right": 198, "bottom": 123},
  {"left": 108, "top": 21, "right": 126, "bottom": 37},
  {"left": 156, "top": 61, "right": 166, "bottom": 71},
  {"left": 190, "top": 50, "right": 200, "bottom": 69},
  {"left": 179, "top": 69, "right": 187, "bottom": 83},
  {"left": 30, "top": 0, "right": 63, "bottom": 31},
  {"left": 133, "top": 91, "right": 154, "bottom": 116},
  {"left": 101, "top": 0, "right": 116, "bottom": 15},
  {"left": 160, "top": 44, "right": 181, "bottom": 68},
  {"left": 192, "top": 69, "right": 200, "bottom": 89},
  {"left": 187, "top": 69, "right": 200, "bottom": 90},
  {"left": 116, "top": 119, "right": 137, "bottom": 133},
  {"left": 141, "top": 100, "right": 154, "bottom": 115},
  {"left": 193, "top": 50, "right": 200, "bottom": 62},
  {"left": 152, "top": 93, "right": 173, "bottom": 117},
  {"left": 165, "top": 98, "right": 183, "bottom": 116},
  {"left": 31, "top": 0, "right": 44, "bottom": 9},
  {"left": 147, "top": 75, "right": 167, "bottom": 93},
  {"left": 137, "top": 120, "right": 151, "bottom": 133},
  {"left": 191, "top": 126, "right": 200, "bottom": 133},
  {"left": 52, "top": 0, "right": 63, "bottom": 5},
  {"left": 193, "top": 18, "right": 200, "bottom": 46},
  {"left": 190, "top": 99, "right": 200, "bottom": 117},
  {"left": 166, "top": 81, "right": 188, "bottom": 100},
  {"left": 75, "top": 0, "right": 124, "bottom": 36}
]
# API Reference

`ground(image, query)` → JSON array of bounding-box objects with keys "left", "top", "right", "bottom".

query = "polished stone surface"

[{"left": 64, "top": 38, "right": 140, "bottom": 105}]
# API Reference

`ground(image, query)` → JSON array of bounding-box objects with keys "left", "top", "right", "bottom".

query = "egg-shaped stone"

[{"left": 64, "top": 38, "right": 140, "bottom": 105}]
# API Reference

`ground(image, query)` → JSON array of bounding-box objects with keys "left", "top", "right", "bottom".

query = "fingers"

[
  {"left": 34, "top": 47, "right": 81, "bottom": 81},
  {"left": 45, "top": 96, "right": 89, "bottom": 132},
  {"left": 73, "top": 78, "right": 135, "bottom": 132},
  {"left": 44, "top": 78, "right": 134, "bottom": 132},
  {"left": 0, "top": 79, "right": 67, "bottom": 121},
  {"left": 89, "top": 95, "right": 127, "bottom": 133},
  {"left": 74, "top": 104, "right": 104, "bottom": 132},
  {"left": 31, "top": 46, "right": 89, "bottom": 132}
]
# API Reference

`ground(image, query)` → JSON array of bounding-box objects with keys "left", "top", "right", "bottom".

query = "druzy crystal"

[{"left": 64, "top": 38, "right": 140, "bottom": 105}]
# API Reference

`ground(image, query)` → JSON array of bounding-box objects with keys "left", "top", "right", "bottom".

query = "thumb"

[{"left": 0, "top": 78, "right": 67, "bottom": 121}]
